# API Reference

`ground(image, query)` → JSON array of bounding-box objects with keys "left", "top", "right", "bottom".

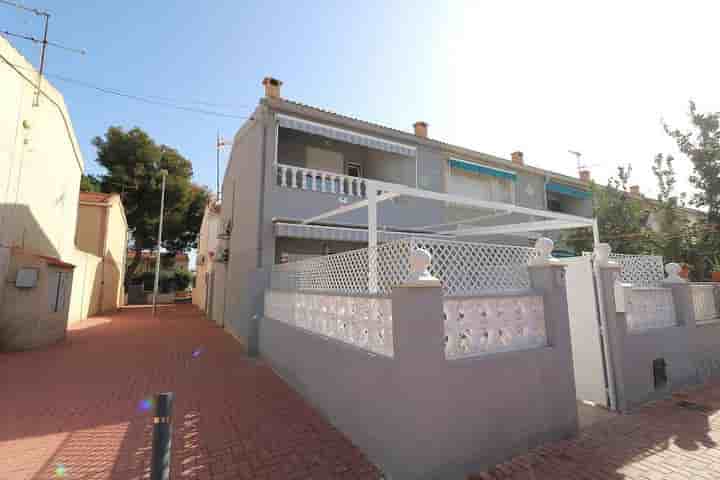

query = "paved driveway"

[
  {"left": 0, "top": 305, "right": 381, "bottom": 480},
  {"left": 472, "top": 385, "right": 720, "bottom": 480}
]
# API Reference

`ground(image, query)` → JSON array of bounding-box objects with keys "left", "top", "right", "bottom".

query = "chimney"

[
  {"left": 630, "top": 185, "right": 640, "bottom": 195},
  {"left": 413, "top": 121, "right": 428, "bottom": 138},
  {"left": 262, "top": 77, "right": 283, "bottom": 99},
  {"left": 579, "top": 169, "right": 591, "bottom": 182},
  {"left": 511, "top": 151, "right": 524, "bottom": 165}
]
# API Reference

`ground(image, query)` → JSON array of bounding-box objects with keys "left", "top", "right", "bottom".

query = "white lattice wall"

[
  {"left": 443, "top": 295, "right": 546, "bottom": 359},
  {"left": 625, "top": 288, "right": 677, "bottom": 332},
  {"left": 264, "top": 290, "right": 394, "bottom": 356},
  {"left": 583, "top": 252, "right": 665, "bottom": 287},
  {"left": 691, "top": 284, "right": 720, "bottom": 324},
  {"left": 271, "top": 238, "right": 538, "bottom": 296}
]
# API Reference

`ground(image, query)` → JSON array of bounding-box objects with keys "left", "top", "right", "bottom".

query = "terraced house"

[{"left": 207, "top": 76, "right": 595, "bottom": 346}]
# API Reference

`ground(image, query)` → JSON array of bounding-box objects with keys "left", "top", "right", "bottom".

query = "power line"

[
  {"left": 49, "top": 73, "right": 253, "bottom": 119},
  {"left": 4, "top": 60, "right": 254, "bottom": 119},
  {"left": 0, "top": 0, "right": 47, "bottom": 16}
]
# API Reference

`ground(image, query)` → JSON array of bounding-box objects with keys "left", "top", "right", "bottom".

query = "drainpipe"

[
  {"left": 592, "top": 239, "right": 619, "bottom": 411},
  {"left": 98, "top": 205, "right": 110, "bottom": 313}
]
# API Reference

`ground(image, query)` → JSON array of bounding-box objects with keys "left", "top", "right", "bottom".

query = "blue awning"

[
  {"left": 448, "top": 158, "right": 517, "bottom": 181},
  {"left": 546, "top": 181, "right": 592, "bottom": 199}
]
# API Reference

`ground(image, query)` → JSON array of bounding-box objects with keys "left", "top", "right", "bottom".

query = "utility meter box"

[{"left": 15, "top": 268, "right": 39, "bottom": 288}]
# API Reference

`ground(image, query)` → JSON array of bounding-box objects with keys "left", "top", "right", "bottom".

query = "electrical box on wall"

[{"left": 15, "top": 268, "right": 39, "bottom": 288}]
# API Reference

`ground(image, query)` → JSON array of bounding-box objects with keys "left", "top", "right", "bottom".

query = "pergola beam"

[
  {"left": 440, "top": 219, "right": 594, "bottom": 237},
  {"left": 301, "top": 191, "right": 399, "bottom": 225},
  {"left": 367, "top": 179, "right": 595, "bottom": 224}
]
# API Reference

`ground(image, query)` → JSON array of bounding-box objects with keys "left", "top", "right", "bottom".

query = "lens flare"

[
  {"left": 139, "top": 397, "right": 153, "bottom": 412},
  {"left": 54, "top": 464, "right": 66, "bottom": 477},
  {"left": 192, "top": 347, "right": 204, "bottom": 358}
]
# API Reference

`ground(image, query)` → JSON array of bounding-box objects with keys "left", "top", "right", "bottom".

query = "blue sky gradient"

[
  {"left": 2, "top": 0, "right": 445, "bottom": 192},
  {"left": 5, "top": 1, "right": 720, "bottom": 201}
]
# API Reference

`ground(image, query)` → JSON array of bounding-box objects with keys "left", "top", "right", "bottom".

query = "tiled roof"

[
  {"left": 127, "top": 251, "right": 189, "bottom": 261},
  {"left": 79, "top": 192, "right": 113, "bottom": 203},
  {"left": 267, "top": 97, "right": 591, "bottom": 188}
]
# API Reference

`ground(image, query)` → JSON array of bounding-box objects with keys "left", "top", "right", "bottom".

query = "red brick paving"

[
  {"left": 471, "top": 385, "right": 720, "bottom": 480},
  {"left": 0, "top": 305, "right": 382, "bottom": 480}
]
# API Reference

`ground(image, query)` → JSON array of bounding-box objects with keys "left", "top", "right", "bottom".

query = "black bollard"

[{"left": 150, "top": 392, "right": 173, "bottom": 480}]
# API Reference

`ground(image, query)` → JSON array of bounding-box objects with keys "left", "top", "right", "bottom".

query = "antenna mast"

[{"left": 1, "top": 0, "right": 86, "bottom": 106}]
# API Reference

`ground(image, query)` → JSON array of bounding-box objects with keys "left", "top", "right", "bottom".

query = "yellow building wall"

[
  {"left": 68, "top": 197, "right": 127, "bottom": 323},
  {"left": 0, "top": 37, "right": 83, "bottom": 262}
]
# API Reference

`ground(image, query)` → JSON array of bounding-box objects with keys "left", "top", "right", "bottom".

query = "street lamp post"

[{"left": 152, "top": 170, "right": 168, "bottom": 316}]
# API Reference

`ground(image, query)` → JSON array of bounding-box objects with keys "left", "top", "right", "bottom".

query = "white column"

[
  {"left": 592, "top": 218, "right": 600, "bottom": 246},
  {"left": 368, "top": 182, "right": 378, "bottom": 293}
]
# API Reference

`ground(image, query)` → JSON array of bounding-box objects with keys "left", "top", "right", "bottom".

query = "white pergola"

[
  {"left": 302, "top": 178, "right": 599, "bottom": 246},
  {"left": 300, "top": 179, "right": 598, "bottom": 291}
]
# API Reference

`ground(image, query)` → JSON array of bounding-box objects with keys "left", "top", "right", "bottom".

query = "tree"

[
  {"left": 665, "top": 101, "right": 720, "bottom": 223},
  {"left": 651, "top": 153, "right": 688, "bottom": 263},
  {"left": 91, "top": 127, "right": 208, "bottom": 279},
  {"left": 80, "top": 174, "right": 101, "bottom": 192},
  {"left": 565, "top": 165, "right": 653, "bottom": 254},
  {"left": 664, "top": 101, "right": 720, "bottom": 278}
]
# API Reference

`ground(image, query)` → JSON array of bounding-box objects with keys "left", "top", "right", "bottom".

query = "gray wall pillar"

[
  {"left": 664, "top": 282, "right": 695, "bottom": 328},
  {"left": 527, "top": 263, "right": 579, "bottom": 433},
  {"left": 528, "top": 264, "right": 570, "bottom": 348},
  {"left": 390, "top": 283, "right": 446, "bottom": 479},
  {"left": 596, "top": 264, "right": 626, "bottom": 411}
]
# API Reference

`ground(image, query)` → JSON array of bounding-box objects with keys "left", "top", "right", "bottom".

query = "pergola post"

[
  {"left": 592, "top": 218, "right": 600, "bottom": 246},
  {"left": 367, "top": 182, "right": 378, "bottom": 293}
]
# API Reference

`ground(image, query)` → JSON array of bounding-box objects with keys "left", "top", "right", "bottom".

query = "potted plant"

[
  {"left": 680, "top": 263, "right": 691, "bottom": 279},
  {"left": 711, "top": 255, "right": 720, "bottom": 282}
]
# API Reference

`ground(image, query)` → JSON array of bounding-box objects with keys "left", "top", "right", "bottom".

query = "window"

[
  {"left": 446, "top": 162, "right": 515, "bottom": 204},
  {"left": 653, "top": 358, "right": 668, "bottom": 390},
  {"left": 48, "top": 271, "right": 67, "bottom": 313},
  {"left": 346, "top": 162, "right": 362, "bottom": 178},
  {"left": 547, "top": 196, "right": 564, "bottom": 213}
]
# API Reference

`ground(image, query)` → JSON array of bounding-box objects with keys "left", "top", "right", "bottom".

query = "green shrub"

[{"left": 174, "top": 269, "right": 193, "bottom": 291}]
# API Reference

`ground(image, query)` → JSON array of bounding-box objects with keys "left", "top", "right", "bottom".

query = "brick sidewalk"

[
  {"left": 0, "top": 305, "right": 381, "bottom": 480},
  {"left": 472, "top": 385, "right": 720, "bottom": 480}
]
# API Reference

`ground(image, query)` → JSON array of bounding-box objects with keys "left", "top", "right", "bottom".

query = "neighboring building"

[
  {"left": 625, "top": 184, "right": 707, "bottom": 231},
  {"left": 127, "top": 251, "right": 190, "bottom": 275},
  {"left": 0, "top": 36, "right": 83, "bottom": 349},
  {"left": 68, "top": 192, "right": 128, "bottom": 323},
  {"left": 192, "top": 199, "right": 221, "bottom": 318},
  {"left": 211, "top": 76, "right": 594, "bottom": 344}
]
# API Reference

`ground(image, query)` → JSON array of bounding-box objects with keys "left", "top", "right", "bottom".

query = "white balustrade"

[
  {"left": 265, "top": 290, "right": 394, "bottom": 357},
  {"left": 276, "top": 164, "right": 367, "bottom": 198},
  {"left": 443, "top": 295, "right": 546, "bottom": 359},
  {"left": 625, "top": 287, "right": 677, "bottom": 332}
]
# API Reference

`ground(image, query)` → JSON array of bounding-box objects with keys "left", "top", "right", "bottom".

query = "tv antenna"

[
  {"left": 216, "top": 132, "right": 231, "bottom": 201},
  {"left": 1, "top": 0, "right": 86, "bottom": 106}
]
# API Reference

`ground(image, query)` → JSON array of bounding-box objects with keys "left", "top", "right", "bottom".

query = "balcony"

[
  {"left": 276, "top": 164, "right": 368, "bottom": 197},
  {"left": 274, "top": 124, "right": 416, "bottom": 199}
]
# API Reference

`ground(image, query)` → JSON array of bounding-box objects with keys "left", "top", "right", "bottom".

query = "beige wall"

[
  {"left": 0, "top": 37, "right": 83, "bottom": 262},
  {"left": 0, "top": 250, "right": 73, "bottom": 350},
  {"left": 1, "top": 37, "right": 84, "bottom": 345},
  {"left": 69, "top": 196, "right": 128, "bottom": 323},
  {"left": 76, "top": 204, "right": 105, "bottom": 256},
  {"left": 192, "top": 204, "right": 220, "bottom": 311}
]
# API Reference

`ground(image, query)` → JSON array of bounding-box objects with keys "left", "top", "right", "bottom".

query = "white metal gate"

[{"left": 561, "top": 256, "right": 609, "bottom": 407}]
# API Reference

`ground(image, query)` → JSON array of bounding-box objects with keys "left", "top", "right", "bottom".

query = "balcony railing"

[{"left": 276, "top": 164, "right": 367, "bottom": 197}]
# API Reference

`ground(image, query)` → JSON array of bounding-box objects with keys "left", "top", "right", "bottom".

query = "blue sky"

[
  {"left": 2, "top": 0, "right": 446, "bottom": 192},
  {"left": 4, "top": 0, "right": 720, "bottom": 200}
]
